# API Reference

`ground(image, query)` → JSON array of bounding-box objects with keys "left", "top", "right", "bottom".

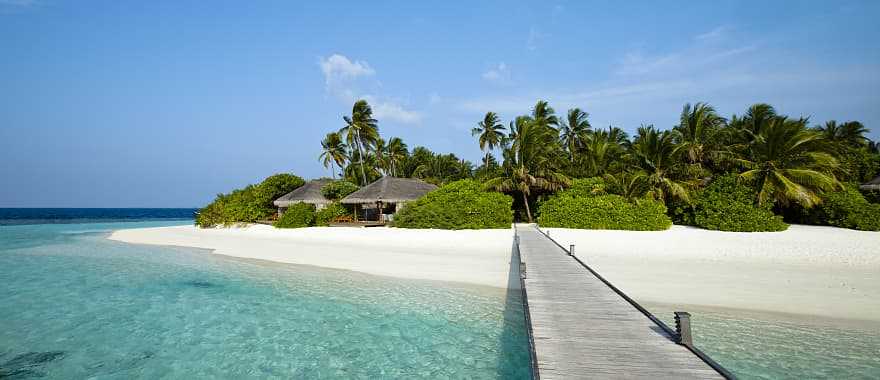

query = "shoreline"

[
  {"left": 108, "top": 223, "right": 880, "bottom": 324},
  {"left": 109, "top": 224, "right": 518, "bottom": 289}
]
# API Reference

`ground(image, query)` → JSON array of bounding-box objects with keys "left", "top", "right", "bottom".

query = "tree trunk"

[
  {"left": 484, "top": 152, "right": 490, "bottom": 175},
  {"left": 355, "top": 129, "right": 367, "bottom": 185},
  {"left": 330, "top": 161, "right": 336, "bottom": 180},
  {"left": 522, "top": 192, "right": 533, "bottom": 223}
]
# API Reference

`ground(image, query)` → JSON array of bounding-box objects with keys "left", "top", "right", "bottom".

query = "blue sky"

[{"left": 2, "top": 0, "right": 879, "bottom": 207}]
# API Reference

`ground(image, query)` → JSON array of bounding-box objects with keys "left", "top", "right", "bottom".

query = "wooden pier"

[{"left": 515, "top": 225, "right": 732, "bottom": 379}]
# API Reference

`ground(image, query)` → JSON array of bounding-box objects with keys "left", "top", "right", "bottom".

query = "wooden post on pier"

[{"left": 675, "top": 312, "right": 693, "bottom": 348}]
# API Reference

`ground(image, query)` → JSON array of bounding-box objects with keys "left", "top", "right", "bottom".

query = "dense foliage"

[
  {"left": 196, "top": 174, "right": 305, "bottom": 227},
  {"left": 273, "top": 203, "right": 315, "bottom": 228},
  {"left": 537, "top": 179, "right": 672, "bottom": 230},
  {"left": 392, "top": 180, "right": 513, "bottom": 229},
  {"left": 320, "top": 181, "right": 359, "bottom": 200},
  {"left": 691, "top": 175, "right": 788, "bottom": 232},
  {"left": 791, "top": 184, "right": 880, "bottom": 231},
  {"left": 315, "top": 203, "right": 350, "bottom": 226},
  {"left": 315, "top": 98, "right": 880, "bottom": 229}
]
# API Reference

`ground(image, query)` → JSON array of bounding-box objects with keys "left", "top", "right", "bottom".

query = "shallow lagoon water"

[
  {"left": 2, "top": 217, "right": 879, "bottom": 379},
  {"left": 0, "top": 221, "right": 530, "bottom": 378}
]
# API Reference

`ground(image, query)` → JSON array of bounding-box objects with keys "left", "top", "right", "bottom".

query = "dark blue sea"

[{"left": 0, "top": 208, "right": 197, "bottom": 226}]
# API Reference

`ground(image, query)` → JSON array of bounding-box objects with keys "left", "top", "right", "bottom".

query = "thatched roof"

[
  {"left": 273, "top": 179, "right": 333, "bottom": 207},
  {"left": 341, "top": 177, "right": 438, "bottom": 204},
  {"left": 860, "top": 175, "right": 880, "bottom": 191}
]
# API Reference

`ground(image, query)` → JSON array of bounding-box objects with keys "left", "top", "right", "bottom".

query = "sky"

[{"left": 2, "top": 0, "right": 879, "bottom": 207}]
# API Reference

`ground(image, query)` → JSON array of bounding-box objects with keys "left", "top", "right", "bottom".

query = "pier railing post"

[
  {"left": 569, "top": 244, "right": 575, "bottom": 257},
  {"left": 674, "top": 312, "right": 693, "bottom": 348}
]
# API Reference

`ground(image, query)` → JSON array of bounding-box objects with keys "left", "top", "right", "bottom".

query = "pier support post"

[
  {"left": 674, "top": 312, "right": 693, "bottom": 348},
  {"left": 569, "top": 244, "right": 575, "bottom": 257}
]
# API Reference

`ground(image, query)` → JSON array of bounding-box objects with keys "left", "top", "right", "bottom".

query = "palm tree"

[
  {"left": 818, "top": 120, "right": 870, "bottom": 148},
  {"left": 471, "top": 112, "right": 506, "bottom": 175},
  {"left": 341, "top": 100, "right": 380, "bottom": 185},
  {"left": 628, "top": 126, "right": 690, "bottom": 203},
  {"left": 319, "top": 132, "right": 347, "bottom": 179},
  {"left": 385, "top": 137, "right": 408, "bottom": 177},
  {"left": 486, "top": 118, "right": 568, "bottom": 222},
  {"left": 559, "top": 108, "right": 591, "bottom": 161},
  {"left": 531, "top": 100, "right": 559, "bottom": 132},
  {"left": 737, "top": 117, "right": 840, "bottom": 207},
  {"left": 603, "top": 171, "right": 650, "bottom": 201},
  {"left": 673, "top": 102, "right": 725, "bottom": 168}
]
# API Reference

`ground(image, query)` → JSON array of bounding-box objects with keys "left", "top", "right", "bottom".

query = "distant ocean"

[
  {"left": 0, "top": 208, "right": 197, "bottom": 226},
  {"left": 0, "top": 209, "right": 530, "bottom": 378}
]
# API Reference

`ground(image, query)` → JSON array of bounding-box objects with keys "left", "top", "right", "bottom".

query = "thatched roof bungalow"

[
  {"left": 273, "top": 179, "right": 333, "bottom": 213},
  {"left": 860, "top": 175, "right": 880, "bottom": 191},
  {"left": 341, "top": 177, "right": 437, "bottom": 222}
]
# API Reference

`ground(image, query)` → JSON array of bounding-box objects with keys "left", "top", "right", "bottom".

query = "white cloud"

[
  {"left": 695, "top": 26, "right": 729, "bottom": 41},
  {"left": 527, "top": 27, "right": 549, "bottom": 51},
  {"left": 373, "top": 101, "right": 422, "bottom": 124},
  {"left": 428, "top": 92, "right": 442, "bottom": 105},
  {"left": 318, "top": 54, "right": 375, "bottom": 94},
  {"left": 482, "top": 62, "right": 512, "bottom": 84},
  {"left": 316, "top": 54, "right": 421, "bottom": 124}
]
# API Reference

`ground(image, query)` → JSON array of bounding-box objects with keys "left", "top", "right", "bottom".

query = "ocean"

[{"left": 1, "top": 209, "right": 878, "bottom": 379}]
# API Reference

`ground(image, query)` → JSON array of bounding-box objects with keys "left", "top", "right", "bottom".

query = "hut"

[
  {"left": 340, "top": 177, "right": 438, "bottom": 223},
  {"left": 860, "top": 175, "right": 880, "bottom": 191},
  {"left": 273, "top": 179, "right": 333, "bottom": 216}
]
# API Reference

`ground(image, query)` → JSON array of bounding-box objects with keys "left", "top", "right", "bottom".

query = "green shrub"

[
  {"left": 392, "top": 180, "right": 513, "bottom": 229},
  {"left": 274, "top": 203, "right": 315, "bottom": 228},
  {"left": 196, "top": 173, "right": 305, "bottom": 227},
  {"left": 315, "top": 202, "right": 350, "bottom": 226},
  {"left": 692, "top": 175, "right": 788, "bottom": 232},
  {"left": 321, "top": 180, "right": 359, "bottom": 200},
  {"left": 797, "top": 184, "right": 880, "bottom": 231},
  {"left": 565, "top": 177, "right": 607, "bottom": 197},
  {"left": 537, "top": 191, "right": 672, "bottom": 231}
]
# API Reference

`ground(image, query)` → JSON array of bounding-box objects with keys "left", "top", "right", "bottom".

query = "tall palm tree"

[
  {"left": 319, "top": 132, "right": 347, "bottom": 179},
  {"left": 486, "top": 118, "right": 568, "bottom": 222},
  {"left": 471, "top": 112, "right": 506, "bottom": 175},
  {"left": 341, "top": 100, "right": 379, "bottom": 185},
  {"left": 385, "top": 137, "right": 408, "bottom": 177},
  {"left": 559, "top": 108, "right": 591, "bottom": 161},
  {"left": 737, "top": 117, "right": 840, "bottom": 207},
  {"left": 818, "top": 120, "right": 870, "bottom": 148},
  {"left": 531, "top": 100, "right": 559, "bottom": 132},
  {"left": 628, "top": 126, "right": 690, "bottom": 203},
  {"left": 728, "top": 103, "right": 777, "bottom": 145},
  {"left": 673, "top": 102, "right": 725, "bottom": 168}
]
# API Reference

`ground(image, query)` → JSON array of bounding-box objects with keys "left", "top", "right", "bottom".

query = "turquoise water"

[
  {"left": 650, "top": 304, "right": 880, "bottom": 379},
  {"left": 3, "top": 217, "right": 879, "bottom": 379},
  {"left": 0, "top": 221, "right": 530, "bottom": 378}
]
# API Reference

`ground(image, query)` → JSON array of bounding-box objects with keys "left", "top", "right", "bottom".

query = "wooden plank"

[{"left": 516, "top": 225, "right": 725, "bottom": 379}]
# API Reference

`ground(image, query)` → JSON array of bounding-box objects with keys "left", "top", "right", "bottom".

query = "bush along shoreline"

[
  {"left": 392, "top": 180, "right": 513, "bottom": 229},
  {"left": 537, "top": 178, "right": 672, "bottom": 231}
]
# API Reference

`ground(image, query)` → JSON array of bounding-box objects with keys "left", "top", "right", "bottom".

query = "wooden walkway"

[{"left": 516, "top": 225, "right": 728, "bottom": 379}]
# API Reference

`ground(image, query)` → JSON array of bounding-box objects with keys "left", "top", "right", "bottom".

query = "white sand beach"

[
  {"left": 110, "top": 223, "right": 880, "bottom": 323},
  {"left": 110, "top": 225, "right": 517, "bottom": 289},
  {"left": 544, "top": 225, "right": 880, "bottom": 323}
]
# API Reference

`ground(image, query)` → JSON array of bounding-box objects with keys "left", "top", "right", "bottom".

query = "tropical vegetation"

[
  {"left": 274, "top": 203, "right": 315, "bottom": 228},
  {"left": 537, "top": 178, "right": 672, "bottom": 231},
  {"left": 392, "top": 180, "right": 513, "bottom": 229},
  {"left": 307, "top": 98, "right": 879, "bottom": 231},
  {"left": 196, "top": 174, "right": 304, "bottom": 227}
]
